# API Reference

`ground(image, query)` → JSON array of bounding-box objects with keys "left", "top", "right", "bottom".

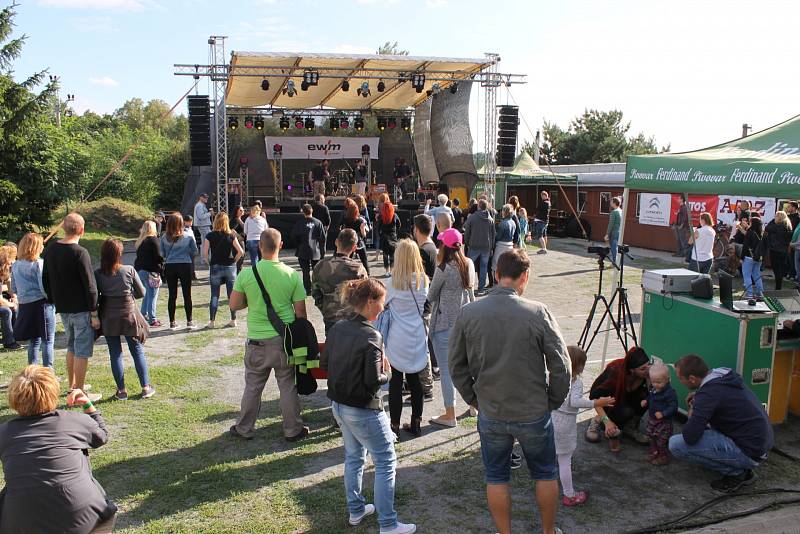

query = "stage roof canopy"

[
  {"left": 225, "top": 52, "right": 493, "bottom": 110},
  {"left": 478, "top": 152, "right": 577, "bottom": 185},
  {"left": 626, "top": 113, "right": 800, "bottom": 197}
]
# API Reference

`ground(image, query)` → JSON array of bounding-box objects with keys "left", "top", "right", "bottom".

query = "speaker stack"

[
  {"left": 187, "top": 96, "right": 212, "bottom": 167},
  {"left": 496, "top": 105, "right": 519, "bottom": 168}
]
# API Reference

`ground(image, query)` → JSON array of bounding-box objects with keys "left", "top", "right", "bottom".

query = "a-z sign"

[
  {"left": 717, "top": 196, "right": 775, "bottom": 225},
  {"left": 669, "top": 195, "right": 719, "bottom": 225},
  {"left": 638, "top": 193, "right": 672, "bottom": 226}
]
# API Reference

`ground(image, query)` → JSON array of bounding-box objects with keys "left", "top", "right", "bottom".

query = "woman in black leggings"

[
  {"left": 340, "top": 198, "right": 370, "bottom": 274},
  {"left": 375, "top": 193, "right": 400, "bottom": 275},
  {"left": 159, "top": 213, "right": 198, "bottom": 330}
]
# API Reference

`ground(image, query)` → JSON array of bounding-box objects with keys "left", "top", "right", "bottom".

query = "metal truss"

[
  {"left": 224, "top": 108, "right": 414, "bottom": 117},
  {"left": 482, "top": 53, "right": 501, "bottom": 204},
  {"left": 209, "top": 36, "right": 228, "bottom": 215}
]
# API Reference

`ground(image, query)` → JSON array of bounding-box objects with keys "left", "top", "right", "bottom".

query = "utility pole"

[
  {"left": 742, "top": 123, "right": 752, "bottom": 138},
  {"left": 49, "top": 75, "right": 61, "bottom": 127}
]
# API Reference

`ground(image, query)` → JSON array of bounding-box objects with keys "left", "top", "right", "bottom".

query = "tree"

[
  {"left": 377, "top": 41, "right": 409, "bottom": 55},
  {"left": 532, "top": 109, "right": 668, "bottom": 165}
]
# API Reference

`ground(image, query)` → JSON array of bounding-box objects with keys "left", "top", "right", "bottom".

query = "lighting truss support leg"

[
  {"left": 210, "top": 36, "right": 228, "bottom": 215},
  {"left": 239, "top": 166, "right": 249, "bottom": 209},
  {"left": 482, "top": 52, "right": 501, "bottom": 206}
]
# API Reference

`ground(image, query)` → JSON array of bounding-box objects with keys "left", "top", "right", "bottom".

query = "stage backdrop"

[{"left": 265, "top": 136, "right": 380, "bottom": 160}]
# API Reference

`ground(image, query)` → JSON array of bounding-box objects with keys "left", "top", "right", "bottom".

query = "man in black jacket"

[
  {"left": 311, "top": 194, "right": 331, "bottom": 256},
  {"left": 292, "top": 204, "right": 326, "bottom": 294},
  {"left": 669, "top": 354, "right": 773, "bottom": 493}
]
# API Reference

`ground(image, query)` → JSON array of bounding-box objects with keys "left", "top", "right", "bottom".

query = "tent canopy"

[
  {"left": 478, "top": 152, "right": 577, "bottom": 185},
  {"left": 225, "top": 52, "right": 491, "bottom": 110},
  {"left": 626, "top": 113, "right": 800, "bottom": 197}
]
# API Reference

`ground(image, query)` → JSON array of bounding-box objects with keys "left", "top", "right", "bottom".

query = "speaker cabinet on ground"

[
  {"left": 278, "top": 201, "right": 302, "bottom": 213},
  {"left": 496, "top": 105, "right": 519, "bottom": 168},
  {"left": 188, "top": 95, "right": 212, "bottom": 167}
]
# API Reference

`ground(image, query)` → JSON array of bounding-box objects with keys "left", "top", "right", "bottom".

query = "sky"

[{"left": 13, "top": 0, "right": 800, "bottom": 153}]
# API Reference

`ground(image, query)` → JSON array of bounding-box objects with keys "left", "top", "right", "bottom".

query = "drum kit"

[{"left": 327, "top": 169, "right": 352, "bottom": 197}]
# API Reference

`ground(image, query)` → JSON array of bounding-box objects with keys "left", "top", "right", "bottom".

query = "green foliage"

[
  {"left": 377, "top": 41, "right": 409, "bottom": 55},
  {"left": 533, "top": 109, "right": 668, "bottom": 165},
  {"left": 70, "top": 196, "right": 153, "bottom": 235}
]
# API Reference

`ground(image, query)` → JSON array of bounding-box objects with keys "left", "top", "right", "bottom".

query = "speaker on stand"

[
  {"left": 187, "top": 96, "right": 212, "bottom": 167},
  {"left": 496, "top": 105, "right": 519, "bottom": 168}
]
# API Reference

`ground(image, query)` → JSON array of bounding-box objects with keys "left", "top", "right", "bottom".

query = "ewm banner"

[{"left": 265, "top": 137, "right": 380, "bottom": 160}]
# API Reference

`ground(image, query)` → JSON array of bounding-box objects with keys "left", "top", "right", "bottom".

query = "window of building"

[
  {"left": 600, "top": 192, "right": 612, "bottom": 214},
  {"left": 578, "top": 191, "right": 587, "bottom": 213}
]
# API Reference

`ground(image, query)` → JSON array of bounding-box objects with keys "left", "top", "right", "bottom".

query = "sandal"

[{"left": 428, "top": 416, "right": 457, "bottom": 428}]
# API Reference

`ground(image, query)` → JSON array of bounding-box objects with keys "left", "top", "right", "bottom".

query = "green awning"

[
  {"left": 478, "top": 152, "right": 577, "bottom": 185},
  {"left": 626, "top": 113, "right": 800, "bottom": 196}
]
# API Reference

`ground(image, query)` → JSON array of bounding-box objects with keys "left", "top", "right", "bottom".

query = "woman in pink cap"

[{"left": 426, "top": 228, "right": 476, "bottom": 427}]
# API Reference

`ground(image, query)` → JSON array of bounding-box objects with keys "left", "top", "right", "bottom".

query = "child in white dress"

[{"left": 551, "top": 346, "right": 615, "bottom": 506}]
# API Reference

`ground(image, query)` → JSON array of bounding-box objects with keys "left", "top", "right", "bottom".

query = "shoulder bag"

[{"left": 250, "top": 264, "right": 319, "bottom": 395}]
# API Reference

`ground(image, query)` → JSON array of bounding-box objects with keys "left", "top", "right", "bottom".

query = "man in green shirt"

[
  {"left": 229, "top": 228, "right": 309, "bottom": 442},
  {"left": 604, "top": 196, "right": 622, "bottom": 266}
]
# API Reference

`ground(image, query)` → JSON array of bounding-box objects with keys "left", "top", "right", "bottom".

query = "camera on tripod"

[
  {"left": 588, "top": 246, "right": 610, "bottom": 256},
  {"left": 617, "top": 244, "right": 630, "bottom": 254}
]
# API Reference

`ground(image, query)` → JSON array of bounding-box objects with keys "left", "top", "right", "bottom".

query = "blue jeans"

[
  {"left": 106, "top": 335, "right": 151, "bottom": 391},
  {"left": 0, "top": 306, "right": 15, "bottom": 347},
  {"left": 430, "top": 328, "right": 455, "bottom": 408},
  {"left": 137, "top": 270, "right": 160, "bottom": 323},
  {"left": 742, "top": 256, "right": 764, "bottom": 297},
  {"left": 209, "top": 264, "right": 237, "bottom": 321},
  {"left": 669, "top": 429, "right": 760, "bottom": 476},
  {"left": 331, "top": 401, "right": 398, "bottom": 529},
  {"left": 609, "top": 234, "right": 619, "bottom": 265},
  {"left": 246, "top": 240, "right": 261, "bottom": 266},
  {"left": 794, "top": 248, "right": 800, "bottom": 284},
  {"left": 477, "top": 411, "right": 558, "bottom": 484},
  {"left": 468, "top": 249, "right": 491, "bottom": 291},
  {"left": 28, "top": 303, "right": 56, "bottom": 368}
]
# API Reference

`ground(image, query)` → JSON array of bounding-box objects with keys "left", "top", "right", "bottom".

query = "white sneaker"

[
  {"left": 380, "top": 522, "right": 416, "bottom": 534},
  {"left": 226, "top": 319, "right": 237, "bottom": 328},
  {"left": 87, "top": 392, "right": 102, "bottom": 403},
  {"left": 187, "top": 321, "right": 197, "bottom": 330},
  {"left": 206, "top": 321, "right": 215, "bottom": 330},
  {"left": 348, "top": 503, "right": 375, "bottom": 526}
]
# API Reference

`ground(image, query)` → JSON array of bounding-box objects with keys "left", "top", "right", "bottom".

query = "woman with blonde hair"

[
  {"left": 384, "top": 239, "right": 429, "bottom": 439},
  {"left": 0, "top": 244, "right": 19, "bottom": 349},
  {"left": 689, "top": 212, "right": 716, "bottom": 274},
  {"left": 134, "top": 220, "right": 164, "bottom": 327},
  {"left": 203, "top": 212, "right": 244, "bottom": 329},
  {"left": 244, "top": 204, "right": 268, "bottom": 266},
  {"left": 0, "top": 366, "right": 116, "bottom": 532},
  {"left": 160, "top": 213, "right": 198, "bottom": 330},
  {"left": 766, "top": 210, "right": 793, "bottom": 290},
  {"left": 11, "top": 233, "right": 54, "bottom": 364}
]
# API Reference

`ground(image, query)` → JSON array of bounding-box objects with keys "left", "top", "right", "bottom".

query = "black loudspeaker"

[
  {"left": 187, "top": 96, "right": 212, "bottom": 166},
  {"left": 399, "top": 200, "right": 420, "bottom": 210},
  {"left": 691, "top": 275, "right": 713, "bottom": 299},
  {"left": 278, "top": 201, "right": 302, "bottom": 213},
  {"left": 496, "top": 105, "right": 519, "bottom": 168},
  {"left": 327, "top": 200, "right": 346, "bottom": 211},
  {"left": 718, "top": 271, "right": 733, "bottom": 309}
]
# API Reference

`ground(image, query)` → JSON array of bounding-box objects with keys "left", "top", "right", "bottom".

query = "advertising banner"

[
  {"left": 265, "top": 136, "right": 380, "bottom": 160},
  {"left": 638, "top": 193, "right": 672, "bottom": 226},
  {"left": 668, "top": 195, "right": 720, "bottom": 226},
  {"left": 717, "top": 195, "right": 776, "bottom": 225}
]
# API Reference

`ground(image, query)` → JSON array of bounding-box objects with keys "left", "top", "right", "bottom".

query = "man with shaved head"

[{"left": 42, "top": 213, "right": 101, "bottom": 402}]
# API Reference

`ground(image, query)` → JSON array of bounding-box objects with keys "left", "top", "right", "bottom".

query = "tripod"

[{"left": 578, "top": 247, "right": 638, "bottom": 353}]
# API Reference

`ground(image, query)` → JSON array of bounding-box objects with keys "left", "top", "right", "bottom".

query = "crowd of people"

[{"left": 0, "top": 191, "right": 777, "bottom": 534}]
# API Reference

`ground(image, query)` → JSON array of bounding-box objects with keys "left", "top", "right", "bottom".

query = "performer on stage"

[
  {"left": 354, "top": 160, "right": 368, "bottom": 197},
  {"left": 310, "top": 160, "right": 330, "bottom": 197},
  {"left": 394, "top": 158, "right": 413, "bottom": 199}
]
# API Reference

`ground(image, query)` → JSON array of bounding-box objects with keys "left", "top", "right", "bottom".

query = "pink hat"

[{"left": 438, "top": 228, "right": 463, "bottom": 249}]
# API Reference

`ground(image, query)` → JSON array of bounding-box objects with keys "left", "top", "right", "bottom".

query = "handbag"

[
  {"left": 409, "top": 281, "right": 430, "bottom": 337},
  {"left": 250, "top": 264, "right": 319, "bottom": 395},
  {"left": 147, "top": 272, "right": 162, "bottom": 288}
]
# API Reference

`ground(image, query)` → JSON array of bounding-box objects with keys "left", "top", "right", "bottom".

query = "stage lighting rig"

[
  {"left": 354, "top": 117, "right": 364, "bottom": 131},
  {"left": 254, "top": 116, "right": 264, "bottom": 130},
  {"left": 294, "top": 116, "right": 304, "bottom": 129},
  {"left": 411, "top": 72, "right": 425, "bottom": 93},
  {"left": 283, "top": 80, "right": 297, "bottom": 97},
  {"left": 304, "top": 117, "right": 315, "bottom": 131},
  {"left": 330, "top": 117, "right": 340, "bottom": 131},
  {"left": 301, "top": 81, "right": 309, "bottom": 91},
  {"left": 387, "top": 117, "right": 397, "bottom": 129},
  {"left": 279, "top": 117, "right": 290, "bottom": 131},
  {"left": 244, "top": 116, "right": 254, "bottom": 129},
  {"left": 340, "top": 117, "right": 349, "bottom": 129},
  {"left": 303, "top": 69, "right": 319, "bottom": 86},
  {"left": 341, "top": 80, "right": 350, "bottom": 91},
  {"left": 357, "top": 81, "right": 371, "bottom": 98},
  {"left": 228, "top": 117, "right": 238, "bottom": 130},
  {"left": 273, "top": 143, "right": 282, "bottom": 154},
  {"left": 401, "top": 117, "right": 411, "bottom": 131},
  {"left": 261, "top": 79, "right": 270, "bottom": 91},
  {"left": 377, "top": 80, "right": 385, "bottom": 92},
  {"left": 377, "top": 117, "right": 386, "bottom": 131}
]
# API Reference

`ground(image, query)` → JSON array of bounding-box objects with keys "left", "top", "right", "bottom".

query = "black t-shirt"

[
  {"left": 452, "top": 207, "right": 464, "bottom": 230},
  {"left": 206, "top": 231, "right": 236, "bottom": 266},
  {"left": 419, "top": 241, "right": 438, "bottom": 280},
  {"left": 341, "top": 217, "right": 366, "bottom": 249},
  {"left": 536, "top": 200, "right": 551, "bottom": 223},
  {"left": 312, "top": 165, "right": 324, "bottom": 182},
  {"left": 42, "top": 242, "right": 98, "bottom": 313},
  {"left": 355, "top": 166, "right": 368, "bottom": 183},
  {"left": 311, "top": 201, "right": 331, "bottom": 228}
]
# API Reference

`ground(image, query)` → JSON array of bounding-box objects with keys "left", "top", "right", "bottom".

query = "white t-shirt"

[
  {"left": 693, "top": 225, "right": 716, "bottom": 262},
  {"left": 244, "top": 216, "right": 269, "bottom": 242}
]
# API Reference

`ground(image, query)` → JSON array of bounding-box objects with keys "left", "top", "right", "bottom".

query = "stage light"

[
  {"left": 303, "top": 69, "right": 319, "bottom": 86},
  {"left": 354, "top": 117, "right": 364, "bottom": 131},
  {"left": 341, "top": 80, "right": 350, "bottom": 91},
  {"left": 261, "top": 79, "right": 270, "bottom": 91},
  {"left": 401, "top": 117, "right": 411, "bottom": 131},
  {"left": 340, "top": 118, "right": 349, "bottom": 129},
  {"left": 254, "top": 116, "right": 265, "bottom": 130},
  {"left": 228, "top": 117, "right": 238, "bottom": 130},
  {"left": 284, "top": 80, "right": 297, "bottom": 97},
  {"left": 362, "top": 144, "right": 370, "bottom": 155},
  {"left": 387, "top": 117, "right": 397, "bottom": 129},
  {"left": 377, "top": 80, "right": 385, "bottom": 92},
  {"left": 244, "top": 116, "right": 254, "bottom": 129},
  {"left": 411, "top": 72, "right": 425, "bottom": 93},
  {"left": 305, "top": 117, "right": 315, "bottom": 131},
  {"left": 294, "top": 116, "right": 304, "bottom": 129},
  {"left": 377, "top": 117, "right": 386, "bottom": 131},
  {"left": 330, "top": 117, "right": 340, "bottom": 131},
  {"left": 357, "top": 81, "right": 370, "bottom": 98},
  {"left": 273, "top": 143, "right": 283, "bottom": 154},
  {"left": 279, "top": 117, "right": 290, "bottom": 131},
  {"left": 450, "top": 83, "right": 458, "bottom": 94},
  {"left": 301, "top": 80, "right": 309, "bottom": 92}
]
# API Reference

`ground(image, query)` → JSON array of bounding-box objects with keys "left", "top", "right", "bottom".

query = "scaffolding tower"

[{"left": 209, "top": 36, "right": 228, "bottom": 215}]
